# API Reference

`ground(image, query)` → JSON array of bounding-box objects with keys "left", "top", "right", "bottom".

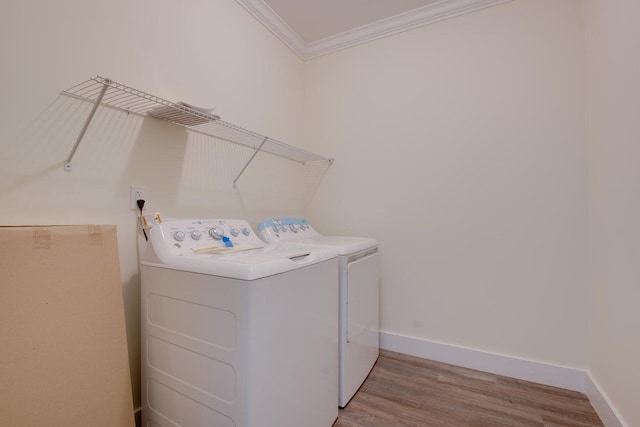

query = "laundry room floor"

[{"left": 334, "top": 350, "right": 604, "bottom": 427}]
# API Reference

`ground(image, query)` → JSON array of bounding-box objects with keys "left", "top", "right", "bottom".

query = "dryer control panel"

[
  {"left": 151, "top": 219, "right": 265, "bottom": 255},
  {"left": 258, "top": 217, "right": 320, "bottom": 243}
]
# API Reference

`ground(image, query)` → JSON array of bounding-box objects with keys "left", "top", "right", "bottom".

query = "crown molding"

[
  {"left": 235, "top": 0, "right": 307, "bottom": 58},
  {"left": 236, "top": 0, "right": 513, "bottom": 61}
]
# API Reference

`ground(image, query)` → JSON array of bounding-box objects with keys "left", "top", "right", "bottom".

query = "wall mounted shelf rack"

[{"left": 61, "top": 76, "right": 333, "bottom": 186}]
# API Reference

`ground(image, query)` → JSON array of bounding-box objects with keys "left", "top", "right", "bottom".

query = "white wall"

[
  {"left": 0, "top": 0, "right": 308, "bottom": 409},
  {"left": 303, "top": 0, "right": 589, "bottom": 368},
  {"left": 584, "top": 1, "right": 640, "bottom": 425},
  {"left": 3, "top": 0, "right": 639, "bottom": 424}
]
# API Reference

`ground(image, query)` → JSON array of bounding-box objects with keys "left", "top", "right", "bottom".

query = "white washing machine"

[
  {"left": 140, "top": 218, "right": 339, "bottom": 427},
  {"left": 258, "top": 218, "right": 379, "bottom": 408}
]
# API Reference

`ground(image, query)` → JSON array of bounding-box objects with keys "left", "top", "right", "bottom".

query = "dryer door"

[
  {"left": 346, "top": 251, "right": 379, "bottom": 344},
  {"left": 342, "top": 250, "right": 379, "bottom": 406}
]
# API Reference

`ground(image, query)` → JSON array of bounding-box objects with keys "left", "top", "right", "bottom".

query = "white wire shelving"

[{"left": 61, "top": 76, "right": 333, "bottom": 186}]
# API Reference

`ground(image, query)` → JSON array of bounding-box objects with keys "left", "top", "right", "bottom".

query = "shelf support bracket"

[
  {"left": 64, "top": 79, "right": 110, "bottom": 171},
  {"left": 233, "top": 137, "right": 268, "bottom": 188}
]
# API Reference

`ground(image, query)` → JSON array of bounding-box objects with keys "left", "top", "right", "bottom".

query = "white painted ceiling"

[
  {"left": 235, "top": 0, "right": 512, "bottom": 60},
  {"left": 263, "top": 0, "right": 443, "bottom": 44}
]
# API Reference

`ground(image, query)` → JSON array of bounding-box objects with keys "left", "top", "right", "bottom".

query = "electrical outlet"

[{"left": 130, "top": 185, "right": 148, "bottom": 210}]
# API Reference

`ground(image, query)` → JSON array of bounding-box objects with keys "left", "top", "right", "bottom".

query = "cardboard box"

[{"left": 0, "top": 225, "right": 135, "bottom": 427}]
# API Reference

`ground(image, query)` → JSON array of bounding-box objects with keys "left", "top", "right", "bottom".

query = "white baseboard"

[
  {"left": 380, "top": 331, "right": 625, "bottom": 426},
  {"left": 380, "top": 330, "right": 585, "bottom": 391},
  {"left": 585, "top": 374, "right": 626, "bottom": 427}
]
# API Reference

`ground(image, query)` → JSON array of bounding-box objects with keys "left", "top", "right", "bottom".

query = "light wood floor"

[{"left": 334, "top": 350, "right": 604, "bottom": 427}]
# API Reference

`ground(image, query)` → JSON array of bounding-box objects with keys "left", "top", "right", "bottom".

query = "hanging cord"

[{"left": 137, "top": 199, "right": 148, "bottom": 241}]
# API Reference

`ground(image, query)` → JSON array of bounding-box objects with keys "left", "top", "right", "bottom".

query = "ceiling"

[
  {"left": 235, "top": 0, "right": 513, "bottom": 60},
  {"left": 263, "top": 0, "right": 442, "bottom": 43}
]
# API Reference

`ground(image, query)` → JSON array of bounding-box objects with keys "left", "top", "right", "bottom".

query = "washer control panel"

[
  {"left": 152, "top": 219, "right": 264, "bottom": 255},
  {"left": 258, "top": 218, "right": 319, "bottom": 243}
]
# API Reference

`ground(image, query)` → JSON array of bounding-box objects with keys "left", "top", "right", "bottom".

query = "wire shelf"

[{"left": 61, "top": 76, "right": 333, "bottom": 182}]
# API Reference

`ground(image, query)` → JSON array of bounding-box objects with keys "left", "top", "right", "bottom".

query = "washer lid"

[
  {"left": 141, "top": 219, "right": 336, "bottom": 280},
  {"left": 287, "top": 236, "right": 378, "bottom": 255}
]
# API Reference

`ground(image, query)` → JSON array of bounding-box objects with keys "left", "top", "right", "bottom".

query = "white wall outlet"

[{"left": 130, "top": 184, "right": 148, "bottom": 210}]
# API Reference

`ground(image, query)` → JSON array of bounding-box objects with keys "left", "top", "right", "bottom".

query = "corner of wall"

[{"left": 585, "top": 373, "right": 627, "bottom": 427}]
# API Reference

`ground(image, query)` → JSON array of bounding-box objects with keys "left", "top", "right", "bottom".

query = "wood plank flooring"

[{"left": 334, "top": 350, "right": 604, "bottom": 427}]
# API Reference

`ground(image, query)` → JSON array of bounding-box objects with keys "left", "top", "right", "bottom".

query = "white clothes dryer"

[
  {"left": 140, "top": 218, "right": 339, "bottom": 427},
  {"left": 258, "top": 218, "right": 379, "bottom": 408}
]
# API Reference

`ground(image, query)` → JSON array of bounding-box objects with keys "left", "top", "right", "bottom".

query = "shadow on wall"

[
  {"left": 0, "top": 94, "right": 146, "bottom": 197},
  {"left": 117, "top": 114, "right": 332, "bottom": 217},
  {"left": 118, "top": 116, "right": 188, "bottom": 202},
  {"left": 0, "top": 90, "right": 332, "bottom": 219},
  {"left": 0, "top": 95, "right": 88, "bottom": 195}
]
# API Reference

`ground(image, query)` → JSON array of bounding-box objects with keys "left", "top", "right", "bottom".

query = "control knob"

[
  {"left": 229, "top": 227, "right": 240, "bottom": 237},
  {"left": 209, "top": 226, "right": 225, "bottom": 240},
  {"left": 289, "top": 224, "right": 299, "bottom": 233},
  {"left": 190, "top": 230, "right": 202, "bottom": 240},
  {"left": 173, "top": 230, "right": 186, "bottom": 241},
  {"left": 242, "top": 227, "right": 251, "bottom": 236}
]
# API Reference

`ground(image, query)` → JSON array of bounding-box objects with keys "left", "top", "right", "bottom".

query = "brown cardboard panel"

[{"left": 0, "top": 225, "right": 135, "bottom": 427}]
